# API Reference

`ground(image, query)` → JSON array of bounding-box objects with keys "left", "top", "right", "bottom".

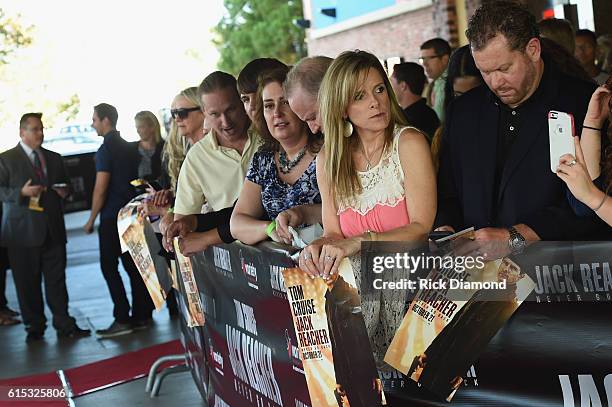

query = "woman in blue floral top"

[{"left": 230, "top": 66, "right": 323, "bottom": 245}]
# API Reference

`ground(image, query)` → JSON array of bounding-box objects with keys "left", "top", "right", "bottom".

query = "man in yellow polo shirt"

[{"left": 164, "top": 71, "right": 259, "bottom": 253}]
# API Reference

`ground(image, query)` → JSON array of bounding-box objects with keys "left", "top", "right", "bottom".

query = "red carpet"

[
  {"left": 0, "top": 340, "right": 184, "bottom": 405},
  {"left": 65, "top": 339, "right": 184, "bottom": 396}
]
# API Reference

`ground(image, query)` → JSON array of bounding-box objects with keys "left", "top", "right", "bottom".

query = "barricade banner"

[
  {"left": 179, "top": 243, "right": 312, "bottom": 407},
  {"left": 171, "top": 240, "right": 612, "bottom": 406},
  {"left": 377, "top": 240, "right": 612, "bottom": 406}
]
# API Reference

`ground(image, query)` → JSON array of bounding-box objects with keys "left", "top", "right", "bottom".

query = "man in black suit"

[
  {"left": 0, "top": 113, "right": 90, "bottom": 342},
  {"left": 436, "top": 1, "right": 608, "bottom": 247}
]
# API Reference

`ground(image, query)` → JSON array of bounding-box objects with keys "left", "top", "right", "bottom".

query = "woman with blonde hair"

[
  {"left": 300, "top": 50, "right": 436, "bottom": 276},
  {"left": 139, "top": 88, "right": 206, "bottom": 318},
  {"left": 162, "top": 86, "right": 206, "bottom": 192},
  {"left": 299, "top": 51, "right": 436, "bottom": 400},
  {"left": 134, "top": 110, "right": 164, "bottom": 182},
  {"left": 144, "top": 87, "right": 206, "bottom": 211},
  {"left": 140, "top": 86, "right": 207, "bottom": 256}
]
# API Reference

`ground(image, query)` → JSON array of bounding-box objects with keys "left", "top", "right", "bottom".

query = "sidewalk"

[{"left": 0, "top": 211, "right": 204, "bottom": 405}]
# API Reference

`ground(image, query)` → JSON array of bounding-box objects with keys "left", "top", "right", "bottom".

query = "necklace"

[
  {"left": 278, "top": 145, "right": 307, "bottom": 174},
  {"left": 360, "top": 141, "right": 383, "bottom": 171}
]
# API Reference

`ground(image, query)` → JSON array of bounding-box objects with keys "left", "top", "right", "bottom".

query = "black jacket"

[
  {"left": 132, "top": 140, "right": 165, "bottom": 182},
  {"left": 0, "top": 145, "right": 69, "bottom": 247},
  {"left": 402, "top": 98, "right": 440, "bottom": 142},
  {"left": 436, "top": 61, "right": 609, "bottom": 240}
]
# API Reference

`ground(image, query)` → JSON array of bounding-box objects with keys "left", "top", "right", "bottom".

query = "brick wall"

[
  {"left": 306, "top": 5, "right": 436, "bottom": 61},
  {"left": 432, "top": 0, "right": 459, "bottom": 47}
]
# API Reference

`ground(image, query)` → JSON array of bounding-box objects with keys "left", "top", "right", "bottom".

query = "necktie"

[{"left": 33, "top": 150, "right": 47, "bottom": 186}]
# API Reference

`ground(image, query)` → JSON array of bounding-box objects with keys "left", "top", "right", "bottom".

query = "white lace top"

[{"left": 338, "top": 125, "right": 408, "bottom": 215}]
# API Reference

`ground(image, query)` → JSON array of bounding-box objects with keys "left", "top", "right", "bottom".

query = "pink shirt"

[
  {"left": 338, "top": 126, "right": 411, "bottom": 238},
  {"left": 340, "top": 197, "right": 410, "bottom": 238}
]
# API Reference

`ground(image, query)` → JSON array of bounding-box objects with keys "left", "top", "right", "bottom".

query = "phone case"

[{"left": 548, "top": 110, "right": 575, "bottom": 173}]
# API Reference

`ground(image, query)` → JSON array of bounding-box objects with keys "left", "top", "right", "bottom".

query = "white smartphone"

[{"left": 548, "top": 110, "right": 575, "bottom": 173}]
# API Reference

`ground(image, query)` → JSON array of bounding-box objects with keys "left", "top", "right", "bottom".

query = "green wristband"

[
  {"left": 167, "top": 207, "right": 174, "bottom": 214},
  {"left": 266, "top": 220, "right": 277, "bottom": 238}
]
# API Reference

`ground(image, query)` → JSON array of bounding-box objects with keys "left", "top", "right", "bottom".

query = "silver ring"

[
  {"left": 324, "top": 255, "right": 334, "bottom": 262},
  {"left": 568, "top": 160, "right": 577, "bottom": 167},
  {"left": 302, "top": 252, "right": 312, "bottom": 261}
]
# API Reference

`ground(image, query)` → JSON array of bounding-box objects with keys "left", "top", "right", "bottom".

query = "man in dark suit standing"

[
  {"left": 436, "top": 1, "right": 609, "bottom": 248},
  {"left": 0, "top": 113, "right": 90, "bottom": 342}
]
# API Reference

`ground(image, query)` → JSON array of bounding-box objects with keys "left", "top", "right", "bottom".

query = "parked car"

[
  {"left": 43, "top": 124, "right": 102, "bottom": 156},
  {"left": 42, "top": 124, "right": 100, "bottom": 213}
]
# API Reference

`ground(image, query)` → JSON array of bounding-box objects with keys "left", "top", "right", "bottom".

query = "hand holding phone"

[{"left": 548, "top": 110, "right": 575, "bottom": 173}]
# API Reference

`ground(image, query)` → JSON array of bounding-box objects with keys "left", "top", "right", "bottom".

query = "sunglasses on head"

[{"left": 170, "top": 107, "right": 200, "bottom": 120}]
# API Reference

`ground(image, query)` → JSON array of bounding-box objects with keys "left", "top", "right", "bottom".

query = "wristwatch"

[{"left": 507, "top": 226, "right": 526, "bottom": 253}]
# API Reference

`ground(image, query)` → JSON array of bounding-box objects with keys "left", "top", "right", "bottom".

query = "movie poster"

[
  {"left": 384, "top": 257, "right": 535, "bottom": 401},
  {"left": 283, "top": 259, "right": 385, "bottom": 407},
  {"left": 141, "top": 219, "right": 173, "bottom": 295},
  {"left": 121, "top": 222, "right": 166, "bottom": 309},
  {"left": 174, "top": 239, "right": 206, "bottom": 327},
  {"left": 117, "top": 199, "right": 140, "bottom": 253}
]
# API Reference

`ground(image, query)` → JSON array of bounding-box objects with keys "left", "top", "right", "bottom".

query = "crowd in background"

[{"left": 0, "top": 1, "right": 610, "bottom": 369}]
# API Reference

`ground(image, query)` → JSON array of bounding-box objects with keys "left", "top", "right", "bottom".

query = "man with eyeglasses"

[
  {"left": 420, "top": 38, "right": 451, "bottom": 122},
  {"left": 84, "top": 103, "right": 155, "bottom": 338},
  {"left": 0, "top": 113, "right": 90, "bottom": 342},
  {"left": 162, "top": 71, "right": 260, "bottom": 255}
]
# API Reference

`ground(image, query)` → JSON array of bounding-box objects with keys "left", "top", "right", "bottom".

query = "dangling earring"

[{"left": 344, "top": 120, "right": 353, "bottom": 138}]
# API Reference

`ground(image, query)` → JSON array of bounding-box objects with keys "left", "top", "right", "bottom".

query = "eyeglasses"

[
  {"left": 170, "top": 107, "right": 201, "bottom": 120},
  {"left": 418, "top": 55, "right": 442, "bottom": 64}
]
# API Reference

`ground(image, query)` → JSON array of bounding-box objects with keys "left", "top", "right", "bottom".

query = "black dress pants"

[
  {"left": 98, "top": 217, "right": 154, "bottom": 323},
  {"left": 7, "top": 240, "right": 75, "bottom": 333}
]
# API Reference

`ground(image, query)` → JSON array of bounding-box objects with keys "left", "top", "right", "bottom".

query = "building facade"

[{"left": 301, "top": 0, "right": 607, "bottom": 69}]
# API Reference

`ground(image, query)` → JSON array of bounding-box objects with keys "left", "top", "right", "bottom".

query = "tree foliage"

[
  {"left": 57, "top": 94, "right": 81, "bottom": 122},
  {"left": 214, "top": 0, "right": 306, "bottom": 75},
  {"left": 0, "top": 8, "right": 33, "bottom": 65}
]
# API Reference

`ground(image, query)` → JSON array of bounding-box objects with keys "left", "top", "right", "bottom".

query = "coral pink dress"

[{"left": 338, "top": 126, "right": 411, "bottom": 237}]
